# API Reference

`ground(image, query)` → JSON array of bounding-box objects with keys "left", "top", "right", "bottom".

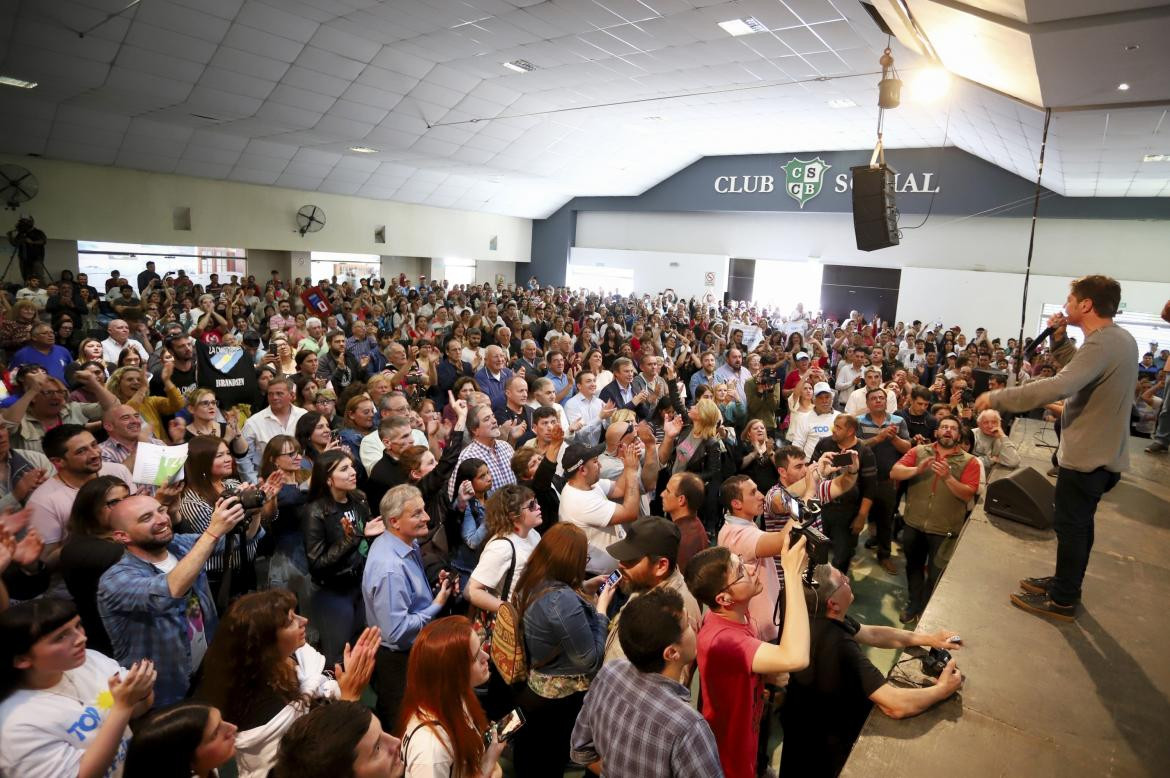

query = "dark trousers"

[
  {"left": 822, "top": 510, "right": 858, "bottom": 574},
  {"left": 311, "top": 585, "right": 364, "bottom": 668},
  {"left": 512, "top": 686, "right": 586, "bottom": 778},
  {"left": 1050, "top": 466, "right": 1120, "bottom": 606},
  {"left": 373, "top": 646, "right": 411, "bottom": 731},
  {"left": 902, "top": 525, "right": 949, "bottom": 615},
  {"left": 868, "top": 479, "right": 897, "bottom": 560}
]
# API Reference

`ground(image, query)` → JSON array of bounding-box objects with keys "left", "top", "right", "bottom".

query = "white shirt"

[
  {"left": 359, "top": 427, "right": 428, "bottom": 474},
  {"left": 468, "top": 531, "right": 541, "bottom": 598},
  {"left": 844, "top": 387, "right": 897, "bottom": 417},
  {"left": 241, "top": 405, "right": 307, "bottom": 469},
  {"left": 564, "top": 392, "right": 604, "bottom": 445},
  {"left": 834, "top": 363, "right": 865, "bottom": 406},
  {"left": 403, "top": 716, "right": 459, "bottom": 778},
  {"left": 101, "top": 336, "right": 150, "bottom": 367},
  {"left": 789, "top": 409, "right": 840, "bottom": 459},
  {"left": 713, "top": 363, "right": 751, "bottom": 404},
  {"left": 16, "top": 287, "right": 47, "bottom": 307},
  {"left": 0, "top": 650, "right": 131, "bottom": 778},
  {"left": 560, "top": 478, "right": 623, "bottom": 574}
]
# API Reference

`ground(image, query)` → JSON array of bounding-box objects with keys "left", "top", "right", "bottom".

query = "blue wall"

[{"left": 524, "top": 147, "right": 1168, "bottom": 286}]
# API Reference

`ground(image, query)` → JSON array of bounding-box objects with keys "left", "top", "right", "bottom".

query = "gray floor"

[{"left": 843, "top": 418, "right": 1170, "bottom": 778}]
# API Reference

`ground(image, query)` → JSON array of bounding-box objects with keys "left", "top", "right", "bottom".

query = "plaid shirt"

[
  {"left": 97, "top": 533, "right": 219, "bottom": 706},
  {"left": 571, "top": 660, "right": 722, "bottom": 778},
  {"left": 447, "top": 438, "right": 516, "bottom": 501}
]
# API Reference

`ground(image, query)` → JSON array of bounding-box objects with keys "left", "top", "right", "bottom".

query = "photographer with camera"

[
  {"left": 6, "top": 216, "right": 47, "bottom": 282},
  {"left": 745, "top": 361, "right": 784, "bottom": 440},
  {"left": 718, "top": 453, "right": 858, "bottom": 644},
  {"left": 779, "top": 563, "right": 963, "bottom": 778}
]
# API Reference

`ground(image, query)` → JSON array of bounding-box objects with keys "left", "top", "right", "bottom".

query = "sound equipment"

[
  {"left": 851, "top": 164, "right": 899, "bottom": 251},
  {"left": 973, "top": 368, "right": 1007, "bottom": 395},
  {"left": 985, "top": 467, "right": 1055, "bottom": 529}
]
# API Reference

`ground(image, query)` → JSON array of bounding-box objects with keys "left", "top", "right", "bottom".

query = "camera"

[
  {"left": 221, "top": 484, "right": 266, "bottom": 515},
  {"left": 404, "top": 373, "right": 426, "bottom": 385},
  {"left": 790, "top": 520, "right": 830, "bottom": 567},
  {"left": 758, "top": 367, "right": 779, "bottom": 387},
  {"left": 831, "top": 451, "right": 853, "bottom": 468},
  {"left": 921, "top": 647, "right": 952, "bottom": 677}
]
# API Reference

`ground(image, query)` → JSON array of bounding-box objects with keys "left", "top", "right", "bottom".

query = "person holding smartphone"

[{"left": 810, "top": 415, "right": 878, "bottom": 575}]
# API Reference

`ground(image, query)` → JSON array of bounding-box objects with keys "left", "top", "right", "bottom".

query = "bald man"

[
  {"left": 101, "top": 319, "right": 150, "bottom": 367},
  {"left": 97, "top": 493, "right": 248, "bottom": 705}
]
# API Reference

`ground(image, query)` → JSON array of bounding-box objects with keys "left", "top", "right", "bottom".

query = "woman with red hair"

[{"left": 398, "top": 616, "right": 506, "bottom": 778}]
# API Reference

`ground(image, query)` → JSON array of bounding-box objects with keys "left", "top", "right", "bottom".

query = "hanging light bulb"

[{"left": 877, "top": 48, "right": 901, "bottom": 109}]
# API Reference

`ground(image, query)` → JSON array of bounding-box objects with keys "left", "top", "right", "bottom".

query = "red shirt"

[
  {"left": 697, "top": 612, "right": 765, "bottom": 778},
  {"left": 897, "top": 444, "right": 981, "bottom": 490}
]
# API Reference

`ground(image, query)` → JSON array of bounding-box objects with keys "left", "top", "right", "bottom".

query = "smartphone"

[
  {"left": 330, "top": 430, "right": 341, "bottom": 444},
  {"left": 831, "top": 452, "right": 853, "bottom": 467},
  {"left": 598, "top": 569, "right": 622, "bottom": 594},
  {"left": 496, "top": 708, "right": 526, "bottom": 741}
]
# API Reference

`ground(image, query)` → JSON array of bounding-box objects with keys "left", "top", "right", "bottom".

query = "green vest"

[{"left": 903, "top": 444, "right": 974, "bottom": 537}]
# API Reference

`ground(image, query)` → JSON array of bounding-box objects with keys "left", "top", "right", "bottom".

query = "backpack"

[{"left": 487, "top": 539, "right": 529, "bottom": 684}]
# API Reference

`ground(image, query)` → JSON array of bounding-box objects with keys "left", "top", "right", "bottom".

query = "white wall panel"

[{"left": 568, "top": 247, "right": 729, "bottom": 301}]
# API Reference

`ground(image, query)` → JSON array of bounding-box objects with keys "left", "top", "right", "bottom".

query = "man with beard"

[
  {"left": 602, "top": 516, "right": 702, "bottom": 665},
  {"left": 27, "top": 424, "right": 136, "bottom": 578},
  {"left": 316, "top": 329, "right": 365, "bottom": 393},
  {"left": 149, "top": 332, "right": 199, "bottom": 399},
  {"left": 98, "top": 492, "right": 248, "bottom": 706},
  {"left": 890, "top": 416, "right": 979, "bottom": 623}
]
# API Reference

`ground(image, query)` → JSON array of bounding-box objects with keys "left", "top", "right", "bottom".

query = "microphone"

[{"left": 1024, "top": 319, "right": 1063, "bottom": 357}]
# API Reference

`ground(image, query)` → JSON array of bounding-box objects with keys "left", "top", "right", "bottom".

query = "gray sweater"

[{"left": 989, "top": 323, "right": 1137, "bottom": 473}]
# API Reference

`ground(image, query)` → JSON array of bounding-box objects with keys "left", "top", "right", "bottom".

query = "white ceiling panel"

[{"left": 1, "top": 0, "right": 1166, "bottom": 219}]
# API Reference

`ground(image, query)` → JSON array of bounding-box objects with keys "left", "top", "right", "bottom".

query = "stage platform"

[{"left": 842, "top": 418, "right": 1170, "bottom": 778}]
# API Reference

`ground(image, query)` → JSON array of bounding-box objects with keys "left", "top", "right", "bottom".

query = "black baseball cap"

[
  {"left": 607, "top": 516, "right": 681, "bottom": 563},
  {"left": 562, "top": 442, "right": 606, "bottom": 476}
]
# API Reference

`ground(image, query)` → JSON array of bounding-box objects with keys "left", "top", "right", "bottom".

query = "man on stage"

[{"left": 975, "top": 275, "right": 1137, "bottom": 622}]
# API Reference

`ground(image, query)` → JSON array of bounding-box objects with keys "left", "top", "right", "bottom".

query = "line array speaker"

[{"left": 851, "top": 164, "right": 899, "bottom": 252}]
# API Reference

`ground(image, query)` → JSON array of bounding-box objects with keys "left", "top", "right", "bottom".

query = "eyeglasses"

[
  {"left": 39, "top": 389, "right": 67, "bottom": 397},
  {"left": 523, "top": 498, "right": 539, "bottom": 511},
  {"left": 720, "top": 562, "right": 747, "bottom": 594},
  {"left": 196, "top": 399, "right": 218, "bottom": 407},
  {"left": 278, "top": 450, "right": 301, "bottom": 458}
]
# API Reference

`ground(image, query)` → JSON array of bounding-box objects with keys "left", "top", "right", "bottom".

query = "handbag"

[{"left": 467, "top": 538, "right": 517, "bottom": 646}]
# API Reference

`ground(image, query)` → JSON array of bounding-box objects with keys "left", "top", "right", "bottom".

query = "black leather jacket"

[{"left": 302, "top": 491, "right": 372, "bottom": 590}]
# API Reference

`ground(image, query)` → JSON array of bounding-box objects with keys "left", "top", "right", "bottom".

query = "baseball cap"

[
  {"left": 606, "top": 516, "right": 681, "bottom": 563},
  {"left": 795, "top": 351, "right": 810, "bottom": 361},
  {"left": 812, "top": 381, "right": 833, "bottom": 396},
  {"left": 562, "top": 442, "right": 606, "bottom": 476}
]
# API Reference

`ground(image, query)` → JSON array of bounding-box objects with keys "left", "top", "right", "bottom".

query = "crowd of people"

[{"left": 0, "top": 263, "right": 1164, "bottom": 778}]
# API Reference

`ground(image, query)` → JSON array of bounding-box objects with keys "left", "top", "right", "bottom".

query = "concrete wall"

[{"left": 4, "top": 154, "right": 532, "bottom": 263}]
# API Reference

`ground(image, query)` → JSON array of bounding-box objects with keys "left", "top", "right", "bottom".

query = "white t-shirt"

[
  {"left": 0, "top": 650, "right": 131, "bottom": 778},
  {"left": 402, "top": 716, "right": 458, "bottom": 778},
  {"left": 560, "top": 479, "right": 624, "bottom": 574},
  {"left": 468, "top": 531, "right": 541, "bottom": 597}
]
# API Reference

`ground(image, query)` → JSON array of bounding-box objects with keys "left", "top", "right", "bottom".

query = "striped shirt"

[{"left": 570, "top": 659, "right": 722, "bottom": 777}]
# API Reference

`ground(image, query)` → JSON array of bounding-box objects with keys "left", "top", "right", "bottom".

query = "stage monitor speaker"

[
  {"left": 973, "top": 368, "right": 1007, "bottom": 395},
  {"left": 985, "top": 467, "right": 1055, "bottom": 530},
  {"left": 851, "top": 164, "right": 899, "bottom": 252}
]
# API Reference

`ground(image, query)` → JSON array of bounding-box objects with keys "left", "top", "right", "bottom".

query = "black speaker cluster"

[{"left": 851, "top": 164, "right": 900, "bottom": 251}]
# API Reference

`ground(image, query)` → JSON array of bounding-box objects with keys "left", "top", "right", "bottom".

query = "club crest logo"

[{"left": 781, "top": 157, "right": 831, "bottom": 208}]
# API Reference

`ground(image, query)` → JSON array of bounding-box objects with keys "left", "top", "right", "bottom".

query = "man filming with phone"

[{"left": 811, "top": 415, "right": 878, "bottom": 575}]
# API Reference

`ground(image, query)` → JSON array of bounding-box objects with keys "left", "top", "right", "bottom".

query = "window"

[
  {"left": 444, "top": 257, "right": 476, "bottom": 287},
  {"left": 77, "top": 242, "right": 246, "bottom": 294},
  {"left": 310, "top": 252, "right": 380, "bottom": 287},
  {"left": 753, "top": 259, "right": 823, "bottom": 314},
  {"left": 566, "top": 264, "right": 635, "bottom": 296}
]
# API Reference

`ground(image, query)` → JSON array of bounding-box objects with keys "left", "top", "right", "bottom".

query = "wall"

[
  {"left": 568, "top": 247, "right": 730, "bottom": 301},
  {"left": 475, "top": 260, "right": 518, "bottom": 286},
  {"left": 379, "top": 256, "right": 427, "bottom": 282},
  {"left": 896, "top": 267, "right": 1170, "bottom": 342},
  {"left": 4, "top": 154, "right": 532, "bottom": 263},
  {"left": 574, "top": 210, "right": 1170, "bottom": 282},
  {"left": 244, "top": 249, "right": 291, "bottom": 282}
]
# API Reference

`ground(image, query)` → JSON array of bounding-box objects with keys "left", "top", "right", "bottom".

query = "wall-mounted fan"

[
  {"left": 296, "top": 204, "right": 325, "bottom": 236},
  {"left": 0, "top": 165, "right": 39, "bottom": 210}
]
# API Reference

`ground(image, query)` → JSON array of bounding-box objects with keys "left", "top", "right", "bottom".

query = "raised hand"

[
  {"left": 336, "top": 626, "right": 381, "bottom": 701},
  {"left": 0, "top": 507, "right": 33, "bottom": 536}
]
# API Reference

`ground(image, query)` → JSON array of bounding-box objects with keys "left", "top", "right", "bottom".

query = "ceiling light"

[
  {"left": 906, "top": 66, "right": 951, "bottom": 103},
  {"left": 1143, "top": 154, "right": 1168, "bottom": 162},
  {"left": 1123, "top": 44, "right": 1140, "bottom": 52},
  {"left": 503, "top": 59, "right": 536, "bottom": 73},
  {"left": 1117, "top": 82, "right": 1130, "bottom": 91},
  {"left": 718, "top": 17, "right": 766, "bottom": 37},
  {"left": 349, "top": 146, "right": 379, "bottom": 153},
  {"left": 827, "top": 98, "right": 857, "bottom": 109},
  {"left": 0, "top": 75, "right": 37, "bottom": 89}
]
